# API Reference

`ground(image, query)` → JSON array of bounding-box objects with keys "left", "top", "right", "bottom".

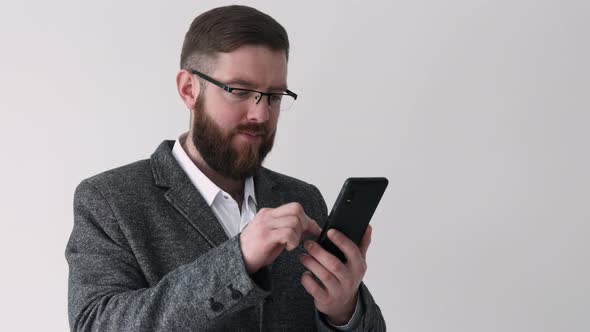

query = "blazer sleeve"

[
  {"left": 309, "top": 185, "right": 387, "bottom": 332},
  {"left": 65, "top": 180, "right": 271, "bottom": 332}
]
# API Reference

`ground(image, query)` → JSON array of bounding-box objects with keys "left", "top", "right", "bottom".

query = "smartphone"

[{"left": 317, "top": 177, "right": 389, "bottom": 262}]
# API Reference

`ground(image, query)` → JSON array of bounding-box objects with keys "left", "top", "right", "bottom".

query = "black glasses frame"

[{"left": 190, "top": 69, "right": 297, "bottom": 107}]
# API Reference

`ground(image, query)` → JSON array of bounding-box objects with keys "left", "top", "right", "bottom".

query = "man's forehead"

[{"left": 211, "top": 45, "right": 288, "bottom": 90}]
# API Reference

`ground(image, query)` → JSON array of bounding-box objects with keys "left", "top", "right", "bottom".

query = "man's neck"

[{"left": 181, "top": 136, "right": 245, "bottom": 201}]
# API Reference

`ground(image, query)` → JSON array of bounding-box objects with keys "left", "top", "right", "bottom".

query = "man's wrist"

[{"left": 325, "top": 292, "right": 358, "bottom": 325}]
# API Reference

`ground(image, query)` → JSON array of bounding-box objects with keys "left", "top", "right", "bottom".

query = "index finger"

[
  {"left": 304, "top": 218, "right": 322, "bottom": 237},
  {"left": 270, "top": 202, "right": 321, "bottom": 236},
  {"left": 269, "top": 202, "right": 306, "bottom": 218}
]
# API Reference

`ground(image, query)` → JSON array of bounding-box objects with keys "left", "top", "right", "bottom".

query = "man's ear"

[{"left": 176, "top": 69, "right": 201, "bottom": 110}]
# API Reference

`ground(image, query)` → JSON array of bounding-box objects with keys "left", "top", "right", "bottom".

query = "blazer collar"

[{"left": 150, "top": 140, "right": 286, "bottom": 247}]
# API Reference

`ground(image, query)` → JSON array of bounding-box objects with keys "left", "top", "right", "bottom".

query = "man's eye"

[
  {"left": 269, "top": 95, "right": 283, "bottom": 103},
  {"left": 231, "top": 90, "right": 252, "bottom": 97}
]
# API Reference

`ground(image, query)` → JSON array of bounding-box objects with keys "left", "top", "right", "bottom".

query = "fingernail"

[{"left": 305, "top": 241, "right": 312, "bottom": 250}]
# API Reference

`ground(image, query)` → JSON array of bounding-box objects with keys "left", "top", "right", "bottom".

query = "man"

[{"left": 66, "top": 5, "right": 386, "bottom": 331}]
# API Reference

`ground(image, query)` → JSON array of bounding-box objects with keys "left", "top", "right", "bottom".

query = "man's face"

[{"left": 190, "top": 45, "right": 288, "bottom": 180}]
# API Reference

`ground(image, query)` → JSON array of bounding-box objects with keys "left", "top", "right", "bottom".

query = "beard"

[{"left": 190, "top": 95, "right": 276, "bottom": 180}]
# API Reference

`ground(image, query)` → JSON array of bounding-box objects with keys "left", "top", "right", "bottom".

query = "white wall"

[{"left": 0, "top": 0, "right": 588, "bottom": 331}]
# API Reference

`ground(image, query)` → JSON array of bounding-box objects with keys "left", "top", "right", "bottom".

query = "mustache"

[{"left": 234, "top": 123, "right": 269, "bottom": 136}]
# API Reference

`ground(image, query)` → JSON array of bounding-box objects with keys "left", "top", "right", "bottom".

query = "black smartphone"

[{"left": 317, "top": 177, "right": 389, "bottom": 262}]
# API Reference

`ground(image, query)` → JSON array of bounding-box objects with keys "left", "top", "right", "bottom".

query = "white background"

[{"left": 0, "top": 0, "right": 588, "bottom": 331}]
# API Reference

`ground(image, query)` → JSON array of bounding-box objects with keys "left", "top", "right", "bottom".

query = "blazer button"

[
  {"left": 228, "top": 284, "right": 243, "bottom": 300},
  {"left": 209, "top": 298, "right": 223, "bottom": 312}
]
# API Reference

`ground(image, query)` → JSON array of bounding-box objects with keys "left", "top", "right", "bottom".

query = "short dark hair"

[{"left": 180, "top": 5, "right": 290, "bottom": 72}]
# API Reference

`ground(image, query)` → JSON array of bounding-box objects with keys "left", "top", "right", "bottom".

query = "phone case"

[{"left": 317, "top": 177, "right": 388, "bottom": 262}]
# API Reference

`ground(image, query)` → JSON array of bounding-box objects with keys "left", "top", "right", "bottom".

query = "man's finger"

[
  {"left": 327, "top": 229, "right": 362, "bottom": 266},
  {"left": 304, "top": 239, "right": 349, "bottom": 282},
  {"left": 272, "top": 228, "right": 300, "bottom": 251},
  {"left": 303, "top": 218, "right": 322, "bottom": 237},
  {"left": 358, "top": 225, "right": 372, "bottom": 259},
  {"left": 299, "top": 254, "right": 340, "bottom": 290},
  {"left": 270, "top": 202, "right": 305, "bottom": 218},
  {"left": 269, "top": 216, "right": 303, "bottom": 235},
  {"left": 300, "top": 271, "right": 329, "bottom": 304}
]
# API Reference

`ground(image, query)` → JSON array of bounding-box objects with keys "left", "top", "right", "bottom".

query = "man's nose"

[{"left": 247, "top": 94, "right": 270, "bottom": 123}]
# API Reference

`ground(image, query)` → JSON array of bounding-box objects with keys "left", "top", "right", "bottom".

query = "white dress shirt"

[{"left": 172, "top": 134, "right": 257, "bottom": 238}]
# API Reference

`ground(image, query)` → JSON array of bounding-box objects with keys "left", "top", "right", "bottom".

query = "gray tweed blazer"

[{"left": 66, "top": 140, "right": 386, "bottom": 331}]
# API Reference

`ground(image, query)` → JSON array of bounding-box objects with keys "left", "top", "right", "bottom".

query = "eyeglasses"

[{"left": 191, "top": 69, "right": 297, "bottom": 111}]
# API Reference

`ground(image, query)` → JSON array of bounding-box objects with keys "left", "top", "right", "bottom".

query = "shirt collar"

[
  {"left": 171, "top": 133, "right": 257, "bottom": 208},
  {"left": 244, "top": 176, "right": 257, "bottom": 210}
]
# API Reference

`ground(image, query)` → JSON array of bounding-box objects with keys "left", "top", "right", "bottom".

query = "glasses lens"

[
  {"left": 279, "top": 95, "right": 295, "bottom": 111},
  {"left": 228, "top": 89, "right": 256, "bottom": 101}
]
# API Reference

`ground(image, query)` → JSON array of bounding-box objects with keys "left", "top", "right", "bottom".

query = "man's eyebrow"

[{"left": 225, "top": 78, "right": 288, "bottom": 92}]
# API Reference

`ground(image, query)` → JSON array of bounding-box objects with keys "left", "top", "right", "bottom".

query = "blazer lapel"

[
  {"left": 254, "top": 167, "right": 286, "bottom": 210},
  {"left": 150, "top": 140, "right": 229, "bottom": 247}
]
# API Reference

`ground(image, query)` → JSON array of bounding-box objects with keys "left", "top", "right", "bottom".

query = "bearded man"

[{"left": 66, "top": 5, "right": 386, "bottom": 332}]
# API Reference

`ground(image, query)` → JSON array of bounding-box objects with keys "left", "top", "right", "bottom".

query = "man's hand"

[
  {"left": 299, "top": 225, "right": 373, "bottom": 325},
  {"left": 240, "top": 202, "right": 322, "bottom": 274}
]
